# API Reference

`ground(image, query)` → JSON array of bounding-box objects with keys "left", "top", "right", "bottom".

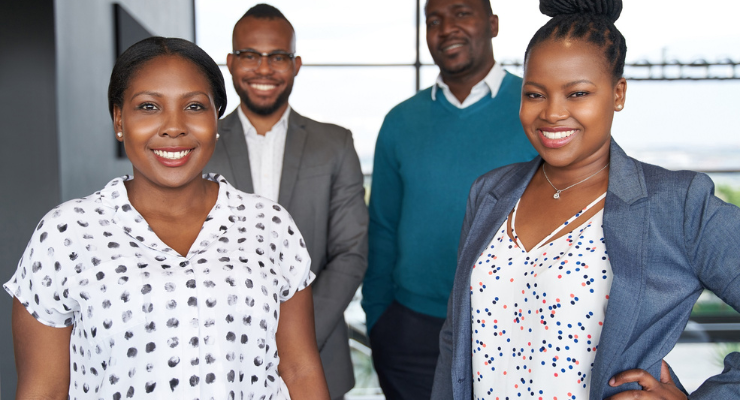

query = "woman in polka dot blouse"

[
  {"left": 432, "top": 1, "right": 740, "bottom": 400},
  {"left": 5, "top": 37, "right": 330, "bottom": 400}
]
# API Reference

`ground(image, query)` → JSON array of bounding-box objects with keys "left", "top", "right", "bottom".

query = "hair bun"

[{"left": 540, "top": 0, "right": 622, "bottom": 23}]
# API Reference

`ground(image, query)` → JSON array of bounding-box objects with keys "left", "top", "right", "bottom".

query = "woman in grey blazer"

[{"left": 432, "top": 1, "right": 740, "bottom": 399}]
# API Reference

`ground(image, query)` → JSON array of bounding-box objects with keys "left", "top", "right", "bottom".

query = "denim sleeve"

[{"left": 683, "top": 173, "right": 740, "bottom": 398}]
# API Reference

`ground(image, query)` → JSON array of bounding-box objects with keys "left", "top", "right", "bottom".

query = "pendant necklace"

[{"left": 543, "top": 162, "right": 610, "bottom": 199}]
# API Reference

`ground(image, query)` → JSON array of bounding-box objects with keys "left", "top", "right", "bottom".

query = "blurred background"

[{"left": 1, "top": 1, "right": 739, "bottom": 398}]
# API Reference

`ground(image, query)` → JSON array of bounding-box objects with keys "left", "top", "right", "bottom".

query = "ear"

[
  {"left": 226, "top": 52, "right": 235, "bottom": 75},
  {"left": 614, "top": 77, "right": 627, "bottom": 111},
  {"left": 113, "top": 105, "right": 123, "bottom": 142},
  {"left": 293, "top": 55, "right": 302, "bottom": 77},
  {"left": 489, "top": 14, "right": 499, "bottom": 38}
]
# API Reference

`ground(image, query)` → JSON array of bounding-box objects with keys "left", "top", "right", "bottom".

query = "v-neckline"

[{"left": 509, "top": 192, "right": 607, "bottom": 253}]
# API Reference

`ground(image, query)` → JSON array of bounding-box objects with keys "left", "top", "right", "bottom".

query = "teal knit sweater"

[{"left": 362, "top": 72, "right": 538, "bottom": 331}]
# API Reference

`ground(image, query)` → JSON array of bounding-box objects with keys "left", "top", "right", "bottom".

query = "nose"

[
  {"left": 541, "top": 98, "right": 569, "bottom": 123},
  {"left": 439, "top": 16, "right": 458, "bottom": 37},
  {"left": 160, "top": 108, "right": 187, "bottom": 138},
  {"left": 256, "top": 54, "right": 273, "bottom": 75}
]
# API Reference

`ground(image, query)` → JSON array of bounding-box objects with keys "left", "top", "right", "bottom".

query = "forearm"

[
  {"left": 13, "top": 298, "right": 72, "bottom": 400},
  {"left": 277, "top": 288, "right": 330, "bottom": 400},
  {"left": 282, "top": 362, "right": 331, "bottom": 400}
]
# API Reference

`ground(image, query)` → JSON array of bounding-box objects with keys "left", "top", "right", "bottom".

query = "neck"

[
  {"left": 441, "top": 56, "right": 495, "bottom": 103},
  {"left": 125, "top": 173, "right": 215, "bottom": 219},
  {"left": 541, "top": 145, "right": 611, "bottom": 189},
  {"left": 241, "top": 102, "right": 288, "bottom": 136}
]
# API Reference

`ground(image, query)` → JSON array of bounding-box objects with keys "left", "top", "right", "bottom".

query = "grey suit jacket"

[
  {"left": 206, "top": 108, "right": 369, "bottom": 398},
  {"left": 432, "top": 140, "right": 740, "bottom": 399}
]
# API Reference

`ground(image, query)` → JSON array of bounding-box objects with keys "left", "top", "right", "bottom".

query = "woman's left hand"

[{"left": 605, "top": 360, "right": 688, "bottom": 399}]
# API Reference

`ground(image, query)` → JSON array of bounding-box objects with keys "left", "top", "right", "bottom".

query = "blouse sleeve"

[
  {"left": 268, "top": 204, "right": 314, "bottom": 302},
  {"left": 4, "top": 209, "right": 79, "bottom": 328}
]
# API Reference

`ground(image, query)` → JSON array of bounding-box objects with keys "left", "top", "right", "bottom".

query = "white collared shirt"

[
  {"left": 237, "top": 105, "right": 291, "bottom": 202},
  {"left": 431, "top": 62, "right": 506, "bottom": 108}
]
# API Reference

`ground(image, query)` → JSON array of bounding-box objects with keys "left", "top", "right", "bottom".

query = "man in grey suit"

[{"left": 205, "top": 5, "right": 368, "bottom": 399}]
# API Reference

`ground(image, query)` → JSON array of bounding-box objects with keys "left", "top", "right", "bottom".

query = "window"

[{"left": 196, "top": 1, "right": 740, "bottom": 395}]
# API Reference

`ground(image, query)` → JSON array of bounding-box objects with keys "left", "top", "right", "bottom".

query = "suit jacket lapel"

[
  {"left": 452, "top": 158, "right": 540, "bottom": 398},
  {"left": 278, "top": 110, "right": 307, "bottom": 208},
  {"left": 220, "top": 110, "right": 254, "bottom": 192},
  {"left": 590, "top": 139, "right": 650, "bottom": 399}
]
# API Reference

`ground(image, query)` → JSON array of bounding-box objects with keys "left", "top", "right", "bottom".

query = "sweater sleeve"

[{"left": 362, "top": 112, "right": 403, "bottom": 333}]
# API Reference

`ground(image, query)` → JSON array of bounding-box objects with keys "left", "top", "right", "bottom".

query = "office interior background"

[{"left": 1, "top": 0, "right": 739, "bottom": 398}]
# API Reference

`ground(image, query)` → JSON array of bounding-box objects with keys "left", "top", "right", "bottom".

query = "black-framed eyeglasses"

[{"left": 232, "top": 49, "right": 296, "bottom": 71}]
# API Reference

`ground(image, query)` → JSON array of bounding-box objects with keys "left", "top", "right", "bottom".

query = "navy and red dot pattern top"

[{"left": 470, "top": 193, "right": 612, "bottom": 400}]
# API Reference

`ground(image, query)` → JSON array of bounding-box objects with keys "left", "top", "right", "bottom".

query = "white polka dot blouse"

[{"left": 4, "top": 174, "right": 314, "bottom": 399}]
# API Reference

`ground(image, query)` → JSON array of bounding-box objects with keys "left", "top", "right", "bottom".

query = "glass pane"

[
  {"left": 614, "top": 82, "right": 740, "bottom": 155},
  {"left": 219, "top": 66, "right": 417, "bottom": 173},
  {"left": 196, "top": 0, "right": 417, "bottom": 65}
]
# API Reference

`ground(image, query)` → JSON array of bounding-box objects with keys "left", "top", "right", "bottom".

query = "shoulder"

[
  {"left": 289, "top": 111, "right": 359, "bottom": 163},
  {"left": 633, "top": 160, "right": 713, "bottom": 200},
  {"left": 376, "top": 87, "right": 434, "bottom": 140},
  {"left": 640, "top": 161, "right": 708, "bottom": 188},
  {"left": 16, "top": 178, "right": 124, "bottom": 274},
  {"left": 291, "top": 110, "right": 349, "bottom": 135},
  {"left": 497, "top": 71, "right": 524, "bottom": 99},
  {"left": 217, "top": 108, "right": 241, "bottom": 129},
  {"left": 470, "top": 161, "right": 534, "bottom": 199},
  {"left": 385, "top": 87, "right": 434, "bottom": 118},
  {"left": 32, "top": 180, "right": 121, "bottom": 239}
]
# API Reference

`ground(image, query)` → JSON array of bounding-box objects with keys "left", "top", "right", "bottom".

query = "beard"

[
  {"left": 436, "top": 49, "right": 476, "bottom": 77},
  {"left": 237, "top": 80, "right": 294, "bottom": 116}
]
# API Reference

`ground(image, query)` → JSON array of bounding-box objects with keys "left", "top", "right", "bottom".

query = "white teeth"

[
  {"left": 443, "top": 44, "right": 463, "bottom": 51},
  {"left": 250, "top": 83, "right": 276, "bottom": 91},
  {"left": 153, "top": 149, "right": 192, "bottom": 160},
  {"left": 542, "top": 129, "right": 577, "bottom": 139}
]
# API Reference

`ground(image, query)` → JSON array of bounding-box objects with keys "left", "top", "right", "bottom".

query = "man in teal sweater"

[{"left": 361, "top": 0, "right": 537, "bottom": 398}]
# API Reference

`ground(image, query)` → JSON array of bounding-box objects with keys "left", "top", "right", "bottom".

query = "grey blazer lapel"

[
  {"left": 277, "top": 110, "right": 308, "bottom": 208},
  {"left": 457, "top": 160, "right": 540, "bottom": 272},
  {"left": 452, "top": 159, "right": 539, "bottom": 395},
  {"left": 220, "top": 110, "right": 254, "bottom": 192},
  {"left": 590, "top": 140, "right": 650, "bottom": 399}
]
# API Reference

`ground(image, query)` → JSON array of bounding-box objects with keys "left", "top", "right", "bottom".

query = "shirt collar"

[
  {"left": 431, "top": 61, "right": 506, "bottom": 102},
  {"left": 237, "top": 104, "right": 292, "bottom": 139},
  {"left": 98, "top": 174, "right": 239, "bottom": 258}
]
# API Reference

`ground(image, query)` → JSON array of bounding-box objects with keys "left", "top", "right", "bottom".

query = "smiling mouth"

[
  {"left": 153, "top": 149, "right": 193, "bottom": 160},
  {"left": 441, "top": 43, "right": 464, "bottom": 52},
  {"left": 540, "top": 129, "right": 578, "bottom": 140},
  {"left": 250, "top": 83, "right": 278, "bottom": 91}
]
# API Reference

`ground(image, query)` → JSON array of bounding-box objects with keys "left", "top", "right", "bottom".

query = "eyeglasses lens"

[{"left": 238, "top": 52, "right": 292, "bottom": 72}]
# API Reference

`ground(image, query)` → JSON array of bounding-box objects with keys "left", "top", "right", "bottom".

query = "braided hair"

[{"left": 524, "top": 0, "right": 627, "bottom": 82}]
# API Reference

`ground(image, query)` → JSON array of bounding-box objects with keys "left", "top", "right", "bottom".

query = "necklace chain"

[{"left": 543, "top": 163, "right": 610, "bottom": 199}]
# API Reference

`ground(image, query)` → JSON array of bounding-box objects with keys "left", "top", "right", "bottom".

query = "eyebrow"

[
  {"left": 234, "top": 47, "right": 291, "bottom": 54},
  {"left": 131, "top": 91, "right": 162, "bottom": 99},
  {"left": 130, "top": 91, "right": 210, "bottom": 100},
  {"left": 562, "top": 79, "right": 595, "bottom": 88},
  {"left": 426, "top": 3, "right": 471, "bottom": 17},
  {"left": 523, "top": 79, "right": 596, "bottom": 90}
]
